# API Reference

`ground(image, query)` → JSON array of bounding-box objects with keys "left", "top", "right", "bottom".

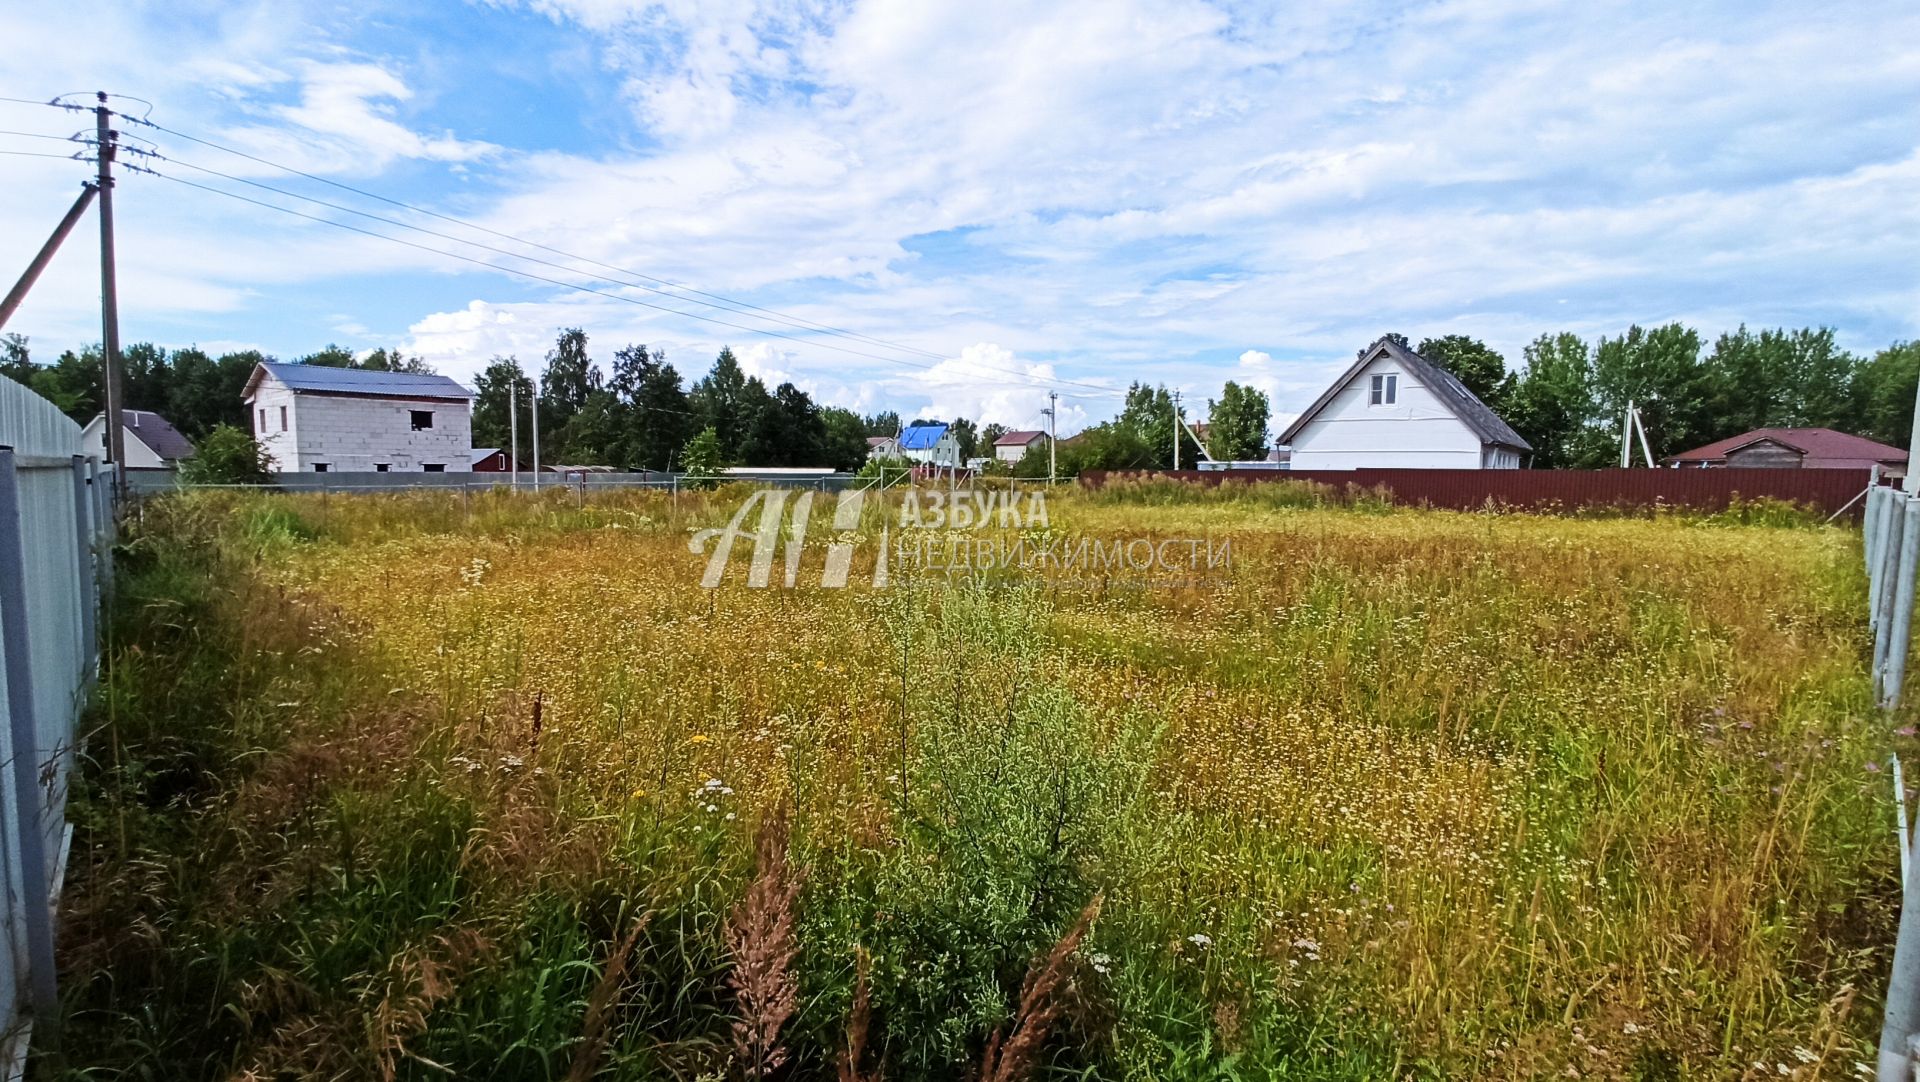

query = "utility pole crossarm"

[{"left": 0, "top": 183, "right": 98, "bottom": 332}]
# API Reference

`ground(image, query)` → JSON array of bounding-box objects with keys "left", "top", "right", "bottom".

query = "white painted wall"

[
  {"left": 247, "top": 373, "right": 472, "bottom": 472},
  {"left": 1289, "top": 354, "right": 1493, "bottom": 470},
  {"left": 79, "top": 415, "right": 166, "bottom": 468},
  {"left": 901, "top": 431, "right": 961, "bottom": 467},
  {"left": 995, "top": 437, "right": 1043, "bottom": 463}
]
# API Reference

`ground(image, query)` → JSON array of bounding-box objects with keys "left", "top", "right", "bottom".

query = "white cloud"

[{"left": 2, "top": 0, "right": 1916, "bottom": 429}]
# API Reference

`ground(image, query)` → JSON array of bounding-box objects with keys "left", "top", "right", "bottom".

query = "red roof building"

[{"left": 1665, "top": 427, "right": 1907, "bottom": 475}]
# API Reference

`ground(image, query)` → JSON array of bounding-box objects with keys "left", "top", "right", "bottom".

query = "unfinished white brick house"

[{"left": 243, "top": 362, "right": 474, "bottom": 473}]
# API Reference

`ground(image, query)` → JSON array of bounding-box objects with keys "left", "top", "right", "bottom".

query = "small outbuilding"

[{"left": 1665, "top": 427, "right": 1908, "bottom": 479}]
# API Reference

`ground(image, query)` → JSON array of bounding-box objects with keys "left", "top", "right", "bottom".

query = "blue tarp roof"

[
  {"left": 897, "top": 423, "right": 949, "bottom": 450},
  {"left": 252, "top": 362, "right": 473, "bottom": 400}
]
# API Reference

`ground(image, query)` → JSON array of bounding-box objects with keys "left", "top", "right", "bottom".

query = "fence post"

[
  {"left": 1875, "top": 496, "right": 1906, "bottom": 695},
  {"left": 70, "top": 456, "right": 97, "bottom": 684},
  {"left": 1889, "top": 499, "right": 1920, "bottom": 707},
  {"left": 0, "top": 449, "right": 61, "bottom": 1041}
]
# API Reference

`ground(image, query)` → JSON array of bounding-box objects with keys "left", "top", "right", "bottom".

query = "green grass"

[{"left": 44, "top": 487, "right": 1903, "bottom": 1080}]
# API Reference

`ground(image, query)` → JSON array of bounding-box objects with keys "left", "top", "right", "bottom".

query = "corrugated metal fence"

[
  {"left": 1082, "top": 466, "right": 1876, "bottom": 518},
  {"left": 0, "top": 377, "right": 106, "bottom": 1071}
]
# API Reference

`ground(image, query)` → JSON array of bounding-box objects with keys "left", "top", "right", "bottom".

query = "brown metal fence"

[{"left": 1079, "top": 467, "right": 1880, "bottom": 518}]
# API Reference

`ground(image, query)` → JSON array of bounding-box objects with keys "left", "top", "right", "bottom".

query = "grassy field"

[{"left": 53, "top": 482, "right": 1901, "bottom": 1080}]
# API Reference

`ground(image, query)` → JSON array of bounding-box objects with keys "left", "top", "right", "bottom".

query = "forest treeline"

[{"left": 4, "top": 323, "right": 1915, "bottom": 473}]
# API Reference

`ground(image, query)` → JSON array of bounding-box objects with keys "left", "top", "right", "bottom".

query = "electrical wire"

[
  {"left": 135, "top": 165, "right": 1117, "bottom": 401},
  {"left": 123, "top": 113, "right": 1128, "bottom": 399}
]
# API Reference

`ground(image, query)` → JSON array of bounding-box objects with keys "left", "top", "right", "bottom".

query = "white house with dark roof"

[
  {"left": 992, "top": 429, "right": 1049, "bottom": 464},
  {"left": 243, "top": 362, "right": 474, "bottom": 473},
  {"left": 81, "top": 409, "right": 196, "bottom": 469},
  {"left": 1278, "top": 337, "right": 1531, "bottom": 470}
]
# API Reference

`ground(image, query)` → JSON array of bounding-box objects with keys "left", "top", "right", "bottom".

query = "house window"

[
  {"left": 1369, "top": 373, "right": 1398, "bottom": 406},
  {"left": 279, "top": 405, "right": 288, "bottom": 431},
  {"left": 257, "top": 408, "right": 266, "bottom": 432},
  {"left": 423, "top": 463, "right": 446, "bottom": 473},
  {"left": 410, "top": 410, "right": 434, "bottom": 430},
  {"left": 375, "top": 463, "right": 390, "bottom": 473},
  {"left": 313, "top": 463, "right": 330, "bottom": 473}
]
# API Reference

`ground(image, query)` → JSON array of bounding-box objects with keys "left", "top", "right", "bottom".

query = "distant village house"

[
  {"left": 81, "top": 409, "right": 195, "bottom": 470},
  {"left": 1279, "top": 336, "right": 1530, "bottom": 470},
  {"left": 992, "top": 429, "right": 1048, "bottom": 464},
  {"left": 244, "top": 362, "right": 474, "bottom": 473}
]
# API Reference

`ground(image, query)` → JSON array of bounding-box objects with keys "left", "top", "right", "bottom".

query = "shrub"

[{"left": 178, "top": 423, "right": 271, "bottom": 485}]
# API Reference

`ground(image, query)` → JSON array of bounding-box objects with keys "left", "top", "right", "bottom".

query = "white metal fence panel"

[{"left": 0, "top": 376, "right": 100, "bottom": 1071}]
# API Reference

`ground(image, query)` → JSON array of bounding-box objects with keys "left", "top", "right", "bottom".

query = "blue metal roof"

[
  {"left": 897, "top": 423, "right": 949, "bottom": 450},
  {"left": 254, "top": 361, "right": 473, "bottom": 400}
]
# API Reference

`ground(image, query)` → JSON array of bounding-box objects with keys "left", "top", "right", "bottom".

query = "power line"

[
  {"left": 136, "top": 166, "right": 1116, "bottom": 401},
  {"left": 122, "top": 113, "right": 1128, "bottom": 400},
  {"left": 129, "top": 116, "right": 952, "bottom": 361},
  {"left": 0, "top": 149, "right": 91, "bottom": 161},
  {"left": 153, "top": 151, "right": 953, "bottom": 363}
]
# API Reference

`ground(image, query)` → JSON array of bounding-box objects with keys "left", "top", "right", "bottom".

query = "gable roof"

[
  {"left": 98, "top": 409, "right": 195, "bottom": 460},
  {"left": 1665, "top": 427, "right": 1908, "bottom": 469},
  {"left": 994, "top": 429, "right": 1047, "bottom": 446},
  {"left": 1277, "top": 336, "right": 1531, "bottom": 452},
  {"left": 897, "top": 422, "right": 950, "bottom": 450},
  {"left": 244, "top": 361, "right": 472, "bottom": 401}
]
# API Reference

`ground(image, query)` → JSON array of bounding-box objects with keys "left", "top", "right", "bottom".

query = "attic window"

[
  {"left": 1369, "top": 373, "right": 1398, "bottom": 406},
  {"left": 422, "top": 463, "right": 446, "bottom": 473},
  {"left": 410, "top": 410, "right": 435, "bottom": 431}
]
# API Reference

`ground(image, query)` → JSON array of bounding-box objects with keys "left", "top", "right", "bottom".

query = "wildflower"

[
  {"left": 1089, "top": 952, "right": 1111, "bottom": 975},
  {"left": 499, "top": 754, "right": 524, "bottom": 773},
  {"left": 705, "top": 778, "right": 726, "bottom": 790},
  {"left": 706, "top": 804, "right": 719, "bottom": 813},
  {"left": 1900, "top": 727, "right": 1917, "bottom": 737},
  {"left": 631, "top": 788, "right": 649, "bottom": 799},
  {"left": 687, "top": 734, "right": 710, "bottom": 745},
  {"left": 1187, "top": 933, "right": 1212, "bottom": 948}
]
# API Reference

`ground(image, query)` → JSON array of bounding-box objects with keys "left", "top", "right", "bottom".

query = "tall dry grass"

[{"left": 51, "top": 485, "right": 1900, "bottom": 1080}]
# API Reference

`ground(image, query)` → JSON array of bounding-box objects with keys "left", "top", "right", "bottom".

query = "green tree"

[
  {"left": 1115, "top": 383, "right": 1196, "bottom": 468},
  {"left": 1416, "top": 335, "right": 1508, "bottom": 408},
  {"left": 740, "top": 382, "right": 826, "bottom": 466},
  {"left": 864, "top": 410, "right": 901, "bottom": 437},
  {"left": 359, "top": 347, "right": 433, "bottom": 373},
  {"left": 1581, "top": 324, "right": 1706, "bottom": 465},
  {"left": 821, "top": 406, "right": 871, "bottom": 471},
  {"left": 540, "top": 328, "right": 599, "bottom": 421},
  {"left": 472, "top": 357, "right": 534, "bottom": 450},
  {"left": 1507, "top": 333, "right": 1595, "bottom": 469},
  {"left": 1, "top": 334, "right": 32, "bottom": 384},
  {"left": 1206, "top": 380, "right": 1270, "bottom": 461},
  {"left": 36, "top": 347, "right": 103, "bottom": 420},
  {"left": 178, "top": 424, "right": 270, "bottom": 484},
  {"left": 296, "top": 344, "right": 357, "bottom": 368},
  {"left": 980, "top": 422, "right": 1009, "bottom": 450},
  {"left": 1853, "top": 342, "right": 1920, "bottom": 447},
  {"left": 690, "top": 347, "right": 755, "bottom": 460},
  {"left": 680, "top": 426, "right": 726, "bottom": 488},
  {"left": 949, "top": 417, "right": 979, "bottom": 461},
  {"left": 609, "top": 344, "right": 693, "bottom": 470}
]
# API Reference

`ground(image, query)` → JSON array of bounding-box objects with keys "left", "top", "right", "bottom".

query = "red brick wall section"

[{"left": 1077, "top": 468, "right": 1881, "bottom": 518}]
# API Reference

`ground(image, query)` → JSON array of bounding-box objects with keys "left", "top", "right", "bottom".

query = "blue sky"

[{"left": 2, "top": 0, "right": 1915, "bottom": 433}]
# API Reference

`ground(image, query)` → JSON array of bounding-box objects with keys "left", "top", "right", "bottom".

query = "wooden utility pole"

[{"left": 95, "top": 93, "right": 125, "bottom": 499}]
